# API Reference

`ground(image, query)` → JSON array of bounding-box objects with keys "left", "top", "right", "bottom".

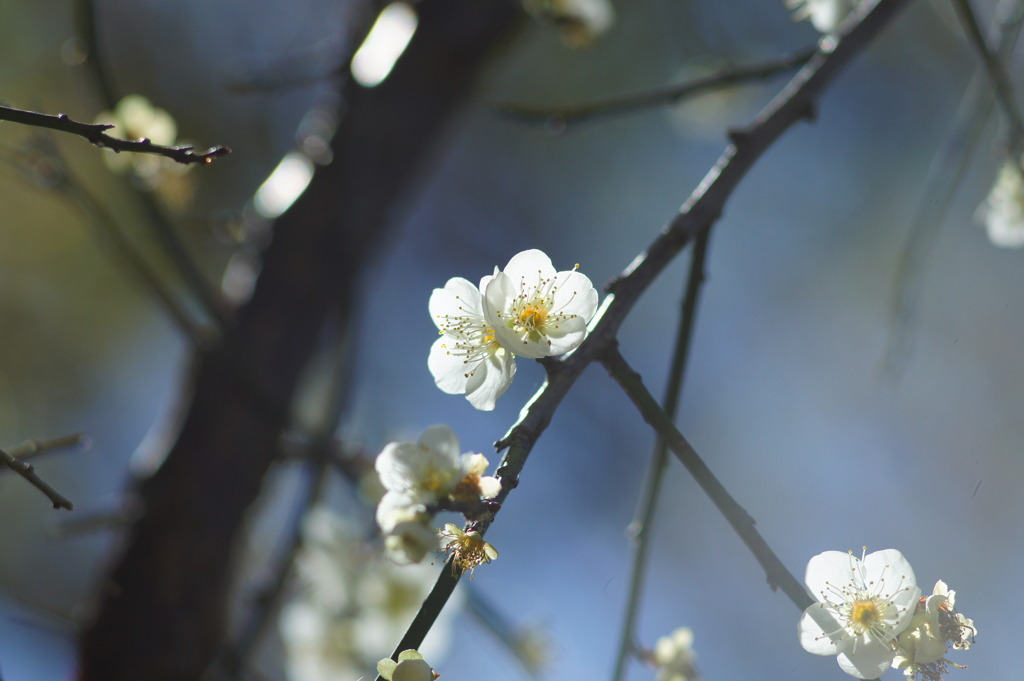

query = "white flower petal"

[
  {"left": 980, "top": 161, "right": 1024, "bottom": 247},
  {"left": 799, "top": 603, "right": 849, "bottom": 655},
  {"left": 501, "top": 248, "right": 555, "bottom": 281},
  {"left": 836, "top": 639, "right": 895, "bottom": 679},
  {"left": 429, "top": 276, "right": 482, "bottom": 322},
  {"left": 418, "top": 424, "right": 460, "bottom": 459},
  {"left": 428, "top": 336, "right": 471, "bottom": 394},
  {"left": 803, "top": 550, "right": 856, "bottom": 596},
  {"left": 375, "top": 442, "right": 416, "bottom": 493},
  {"left": 463, "top": 346, "right": 516, "bottom": 411},
  {"left": 392, "top": 657, "right": 435, "bottom": 681},
  {"left": 375, "top": 491, "right": 425, "bottom": 533},
  {"left": 478, "top": 476, "right": 502, "bottom": 499},
  {"left": 429, "top": 274, "right": 517, "bottom": 408}
]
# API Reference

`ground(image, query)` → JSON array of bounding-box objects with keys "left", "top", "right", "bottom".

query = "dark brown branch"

[
  {"left": 0, "top": 104, "right": 230, "bottom": 165},
  {"left": 386, "top": 0, "right": 911, "bottom": 661},
  {"left": 500, "top": 46, "right": 817, "bottom": 128},
  {"left": 0, "top": 447, "right": 74, "bottom": 510}
]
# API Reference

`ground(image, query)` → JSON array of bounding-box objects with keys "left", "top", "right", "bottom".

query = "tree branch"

[
  {"left": 951, "top": 0, "right": 1024, "bottom": 153},
  {"left": 600, "top": 346, "right": 811, "bottom": 610},
  {"left": 500, "top": 46, "right": 816, "bottom": 128},
  {"left": 611, "top": 227, "right": 711, "bottom": 681},
  {"left": 0, "top": 104, "right": 230, "bottom": 165},
  {"left": 383, "top": 0, "right": 911, "bottom": 660},
  {"left": 0, "top": 447, "right": 74, "bottom": 510},
  {"left": 4, "top": 433, "right": 89, "bottom": 461},
  {"left": 884, "top": 0, "right": 1023, "bottom": 375}
]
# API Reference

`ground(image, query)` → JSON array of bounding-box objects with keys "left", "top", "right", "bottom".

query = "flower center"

[
  {"left": 850, "top": 599, "right": 882, "bottom": 630},
  {"left": 516, "top": 303, "right": 548, "bottom": 329}
]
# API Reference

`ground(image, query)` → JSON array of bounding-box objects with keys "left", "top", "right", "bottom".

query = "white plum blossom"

[
  {"left": 428, "top": 249, "right": 599, "bottom": 410},
  {"left": 798, "top": 548, "right": 921, "bottom": 679},
  {"left": 979, "top": 160, "right": 1024, "bottom": 248},
  {"left": 429, "top": 275, "right": 516, "bottom": 411},
  {"left": 375, "top": 424, "right": 498, "bottom": 506},
  {"left": 374, "top": 425, "right": 501, "bottom": 564},
  {"left": 484, "top": 249, "right": 598, "bottom": 360},
  {"left": 653, "top": 627, "right": 697, "bottom": 681},
  {"left": 786, "top": 0, "right": 859, "bottom": 35}
]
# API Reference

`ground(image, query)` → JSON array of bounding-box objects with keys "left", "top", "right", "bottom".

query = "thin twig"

[
  {"left": 611, "top": 228, "right": 711, "bottom": 681},
  {"left": 884, "top": 0, "right": 1024, "bottom": 375},
  {"left": 0, "top": 447, "right": 74, "bottom": 510},
  {"left": 951, "top": 0, "right": 1024, "bottom": 154},
  {"left": 72, "top": 0, "right": 232, "bottom": 332},
  {"left": 0, "top": 104, "right": 230, "bottom": 165},
  {"left": 8, "top": 136, "right": 213, "bottom": 345},
  {"left": 377, "top": 0, "right": 910, "bottom": 668},
  {"left": 4, "top": 433, "right": 89, "bottom": 461},
  {"left": 600, "top": 346, "right": 811, "bottom": 610},
  {"left": 465, "top": 586, "right": 546, "bottom": 677},
  {"left": 500, "top": 47, "right": 817, "bottom": 128}
]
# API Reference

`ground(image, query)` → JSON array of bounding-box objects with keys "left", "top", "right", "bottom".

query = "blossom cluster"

[
  {"left": 279, "top": 510, "right": 456, "bottom": 681},
  {"left": 375, "top": 424, "right": 500, "bottom": 572},
  {"left": 798, "top": 549, "right": 975, "bottom": 680},
  {"left": 429, "top": 249, "right": 599, "bottom": 411}
]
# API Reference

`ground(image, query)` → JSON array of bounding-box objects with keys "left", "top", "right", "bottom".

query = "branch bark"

[{"left": 77, "top": 3, "right": 521, "bottom": 679}]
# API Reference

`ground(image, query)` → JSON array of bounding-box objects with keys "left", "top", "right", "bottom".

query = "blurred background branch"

[{"left": 77, "top": 1, "right": 523, "bottom": 679}]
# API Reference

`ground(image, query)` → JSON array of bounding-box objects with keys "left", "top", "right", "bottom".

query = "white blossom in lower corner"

[
  {"left": 429, "top": 275, "right": 516, "bottom": 411},
  {"left": 892, "top": 580, "right": 976, "bottom": 681},
  {"left": 280, "top": 510, "right": 456, "bottom": 681},
  {"left": 979, "top": 160, "right": 1024, "bottom": 248},
  {"left": 798, "top": 548, "right": 921, "bottom": 679},
  {"left": 484, "top": 249, "right": 598, "bottom": 360},
  {"left": 785, "top": 0, "right": 859, "bottom": 35},
  {"left": 653, "top": 627, "right": 698, "bottom": 681}
]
